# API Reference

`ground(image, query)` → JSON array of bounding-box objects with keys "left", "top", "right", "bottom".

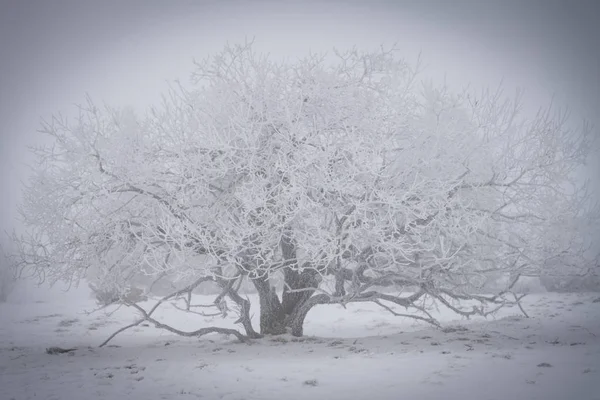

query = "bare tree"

[
  {"left": 0, "top": 244, "right": 15, "bottom": 302},
  {"left": 12, "top": 42, "right": 599, "bottom": 340}
]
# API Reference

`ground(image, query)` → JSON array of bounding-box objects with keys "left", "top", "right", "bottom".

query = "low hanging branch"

[
  {"left": 98, "top": 276, "right": 249, "bottom": 347},
  {"left": 372, "top": 299, "right": 441, "bottom": 327},
  {"left": 129, "top": 302, "right": 247, "bottom": 342}
]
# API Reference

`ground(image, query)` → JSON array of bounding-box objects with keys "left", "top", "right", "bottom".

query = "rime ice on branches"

[{"left": 13, "top": 41, "right": 600, "bottom": 339}]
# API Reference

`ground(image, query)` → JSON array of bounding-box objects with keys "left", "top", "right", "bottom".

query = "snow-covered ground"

[{"left": 1, "top": 281, "right": 599, "bottom": 400}]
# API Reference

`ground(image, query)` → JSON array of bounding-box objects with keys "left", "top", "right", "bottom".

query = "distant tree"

[
  {"left": 12, "top": 42, "right": 599, "bottom": 342},
  {"left": 0, "top": 244, "right": 15, "bottom": 302}
]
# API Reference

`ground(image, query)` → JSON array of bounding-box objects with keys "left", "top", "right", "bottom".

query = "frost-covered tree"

[{"left": 13, "top": 42, "right": 599, "bottom": 340}]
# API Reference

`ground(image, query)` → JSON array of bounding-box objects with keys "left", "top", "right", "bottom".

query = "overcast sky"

[{"left": 1, "top": 0, "right": 599, "bottom": 235}]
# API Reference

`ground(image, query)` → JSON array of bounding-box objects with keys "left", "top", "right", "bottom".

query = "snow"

[{"left": 1, "top": 281, "right": 599, "bottom": 400}]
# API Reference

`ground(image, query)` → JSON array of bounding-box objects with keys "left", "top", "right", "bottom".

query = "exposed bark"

[
  {"left": 334, "top": 269, "right": 346, "bottom": 297},
  {"left": 283, "top": 267, "right": 320, "bottom": 317},
  {"left": 253, "top": 275, "right": 287, "bottom": 335},
  {"left": 289, "top": 294, "right": 331, "bottom": 336},
  {"left": 280, "top": 231, "right": 302, "bottom": 316},
  {"left": 241, "top": 230, "right": 322, "bottom": 336},
  {"left": 281, "top": 268, "right": 304, "bottom": 315}
]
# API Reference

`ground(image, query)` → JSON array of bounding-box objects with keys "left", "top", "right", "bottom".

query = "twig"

[
  {"left": 580, "top": 325, "right": 598, "bottom": 338},
  {"left": 171, "top": 303, "right": 223, "bottom": 317},
  {"left": 372, "top": 299, "right": 440, "bottom": 327},
  {"left": 512, "top": 292, "right": 529, "bottom": 318},
  {"left": 99, "top": 319, "right": 145, "bottom": 347},
  {"left": 84, "top": 301, "right": 124, "bottom": 317}
]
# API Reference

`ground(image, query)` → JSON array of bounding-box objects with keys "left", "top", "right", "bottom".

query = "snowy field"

[{"left": 1, "top": 282, "right": 599, "bottom": 400}]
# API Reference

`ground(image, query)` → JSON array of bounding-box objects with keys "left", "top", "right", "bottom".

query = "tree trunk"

[
  {"left": 278, "top": 229, "right": 321, "bottom": 330},
  {"left": 289, "top": 294, "right": 330, "bottom": 336},
  {"left": 281, "top": 267, "right": 318, "bottom": 315},
  {"left": 252, "top": 268, "right": 321, "bottom": 336},
  {"left": 251, "top": 231, "right": 324, "bottom": 336},
  {"left": 280, "top": 229, "right": 304, "bottom": 315},
  {"left": 253, "top": 276, "right": 287, "bottom": 335}
]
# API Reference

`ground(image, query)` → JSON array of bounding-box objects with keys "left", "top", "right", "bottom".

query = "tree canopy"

[{"left": 13, "top": 42, "right": 599, "bottom": 339}]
